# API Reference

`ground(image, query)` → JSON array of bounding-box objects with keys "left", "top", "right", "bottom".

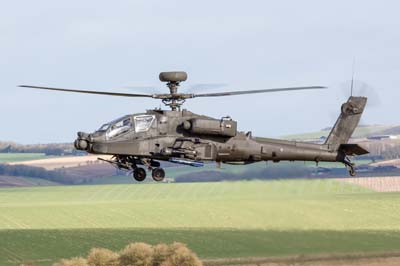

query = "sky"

[{"left": 1, "top": 0, "right": 400, "bottom": 143}]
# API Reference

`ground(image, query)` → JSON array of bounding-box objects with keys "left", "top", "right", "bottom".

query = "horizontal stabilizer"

[{"left": 339, "top": 144, "right": 369, "bottom": 156}]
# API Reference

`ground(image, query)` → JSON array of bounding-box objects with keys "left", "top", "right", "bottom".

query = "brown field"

[
  {"left": 64, "top": 163, "right": 119, "bottom": 180},
  {"left": 204, "top": 252, "right": 400, "bottom": 266},
  {"left": 7, "top": 155, "right": 112, "bottom": 170},
  {"left": 337, "top": 176, "right": 400, "bottom": 192},
  {"left": 371, "top": 159, "right": 400, "bottom": 168}
]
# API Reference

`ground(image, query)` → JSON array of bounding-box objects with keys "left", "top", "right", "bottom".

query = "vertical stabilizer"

[{"left": 325, "top": 96, "right": 367, "bottom": 150}]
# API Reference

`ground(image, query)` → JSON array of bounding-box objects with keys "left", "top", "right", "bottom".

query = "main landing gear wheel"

[
  {"left": 133, "top": 167, "right": 147, "bottom": 182},
  {"left": 152, "top": 168, "right": 166, "bottom": 182}
]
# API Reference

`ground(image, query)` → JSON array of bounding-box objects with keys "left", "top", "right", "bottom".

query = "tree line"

[{"left": 0, "top": 164, "right": 81, "bottom": 184}]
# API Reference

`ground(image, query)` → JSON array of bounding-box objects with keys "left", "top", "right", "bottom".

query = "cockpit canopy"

[{"left": 97, "top": 114, "right": 155, "bottom": 139}]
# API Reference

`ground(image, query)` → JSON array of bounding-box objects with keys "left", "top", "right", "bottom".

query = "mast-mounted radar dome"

[{"left": 159, "top": 71, "right": 188, "bottom": 83}]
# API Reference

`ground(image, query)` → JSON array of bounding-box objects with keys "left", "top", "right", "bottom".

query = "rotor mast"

[
  {"left": 159, "top": 71, "right": 188, "bottom": 111},
  {"left": 165, "top": 81, "right": 179, "bottom": 111}
]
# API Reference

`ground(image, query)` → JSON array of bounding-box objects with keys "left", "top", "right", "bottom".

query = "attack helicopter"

[{"left": 20, "top": 71, "right": 368, "bottom": 182}]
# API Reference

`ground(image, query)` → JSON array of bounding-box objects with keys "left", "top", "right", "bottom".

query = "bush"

[
  {"left": 87, "top": 248, "right": 119, "bottom": 266},
  {"left": 54, "top": 242, "right": 202, "bottom": 266},
  {"left": 119, "top": 242, "right": 154, "bottom": 266},
  {"left": 152, "top": 244, "right": 170, "bottom": 266},
  {"left": 161, "top": 242, "right": 202, "bottom": 266},
  {"left": 54, "top": 257, "right": 88, "bottom": 266}
]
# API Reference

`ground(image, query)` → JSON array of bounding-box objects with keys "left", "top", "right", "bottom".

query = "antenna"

[{"left": 350, "top": 58, "right": 356, "bottom": 97}]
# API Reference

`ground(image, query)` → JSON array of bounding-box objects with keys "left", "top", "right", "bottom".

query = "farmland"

[
  {"left": 7, "top": 155, "right": 112, "bottom": 170},
  {"left": 1, "top": 180, "right": 400, "bottom": 265},
  {"left": 0, "top": 153, "right": 48, "bottom": 163}
]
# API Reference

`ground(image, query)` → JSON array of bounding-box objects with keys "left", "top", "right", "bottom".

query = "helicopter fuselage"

[
  {"left": 76, "top": 109, "right": 340, "bottom": 166},
  {"left": 23, "top": 72, "right": 368, "bottom": 181}
]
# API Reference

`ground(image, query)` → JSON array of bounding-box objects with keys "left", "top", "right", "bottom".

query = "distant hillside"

[
  {"left": 0, "top": 175, "right": 60, "bottom": 187},
  {"left": 0, "top": 162, "right": 121, "bottom": 187},
  {"left": 380, "top": 125, "right": 400, "bottom": 135},
  {"left": 0, "top": 141, "right": 75, "bottom": 155},
  {"left": 283, "top": 124, "right": 398, "bottom": 140}
]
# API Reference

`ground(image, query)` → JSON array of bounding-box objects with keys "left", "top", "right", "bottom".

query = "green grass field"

[
  {"left": 0, "top": 153, "right": 48, "bottom": 163},
  {"left": 1, "top": 180, "right": 400, "bottom": 266}
]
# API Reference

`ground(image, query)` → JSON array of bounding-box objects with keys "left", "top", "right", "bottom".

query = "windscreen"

[
  {"left": 105, "top": 116, "right": 132, "bottom": 139},
  {"left": 134, "top": 115, "right": 155, "bottom": 132}
]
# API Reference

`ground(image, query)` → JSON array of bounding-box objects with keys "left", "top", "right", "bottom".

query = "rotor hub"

[{"left": 158, "top": 71, "right": 189, "bottom": 110}]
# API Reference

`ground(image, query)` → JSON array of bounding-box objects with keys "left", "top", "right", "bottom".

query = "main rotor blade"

[
  {"left": 193, "top": 86, "right": 326, "bottom": 98},
  {"left": 19, "top": 85, "right": 155, "bottom": 98},
  {"left": 124, "top": 85, "right": 164, "bottom": 94},
  {"left": 184, "top": 83, "right": 228, "bottom": 93}
]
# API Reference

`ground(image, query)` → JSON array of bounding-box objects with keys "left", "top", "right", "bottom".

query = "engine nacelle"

[{"left": 185, "top": 118, "right": 237, "bottom": 137}]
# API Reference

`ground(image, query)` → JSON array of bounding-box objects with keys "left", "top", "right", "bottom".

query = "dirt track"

[
  {"left": 7, "top": 155, "right": 112, "bottom": 170},
  {"left": 371, "top": 159, "right": 400, "bottom": 168},
  {"left": 204, "top": 252, "right": 400, "bottom": 266},
  {"left": 337, "top": 176, "right": 400, "bottom": 192}
]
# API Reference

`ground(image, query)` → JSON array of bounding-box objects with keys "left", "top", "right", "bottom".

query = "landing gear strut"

[
  {"left": 100, "top": 155, "right": 166, "bottom": 182},
  {"left": 343, "top": 156, "right": 356, "bottom": 177}
]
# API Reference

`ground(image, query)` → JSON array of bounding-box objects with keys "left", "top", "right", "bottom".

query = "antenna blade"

[
  {"left": 193, "top": 86, "right": 327, "bottom": 98},
  {"left": 19, "top": 85, "right": 155, "bottom": 98},
  {"left": 351, "top": 58, "right": 356, "bottom": 97}
]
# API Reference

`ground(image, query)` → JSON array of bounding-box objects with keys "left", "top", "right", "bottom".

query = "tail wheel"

[
  {"left": 152, "top": 168, "right": 166, "bottom": 182},
  {"left": 349, "top": 166, "right": 356, "bottom": 177},
  {"left": 133, "top": 167, "right": 147, "bottom": 182},
  {"left": 343, "top": 156, "right": 356, "bottom": 177}
]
